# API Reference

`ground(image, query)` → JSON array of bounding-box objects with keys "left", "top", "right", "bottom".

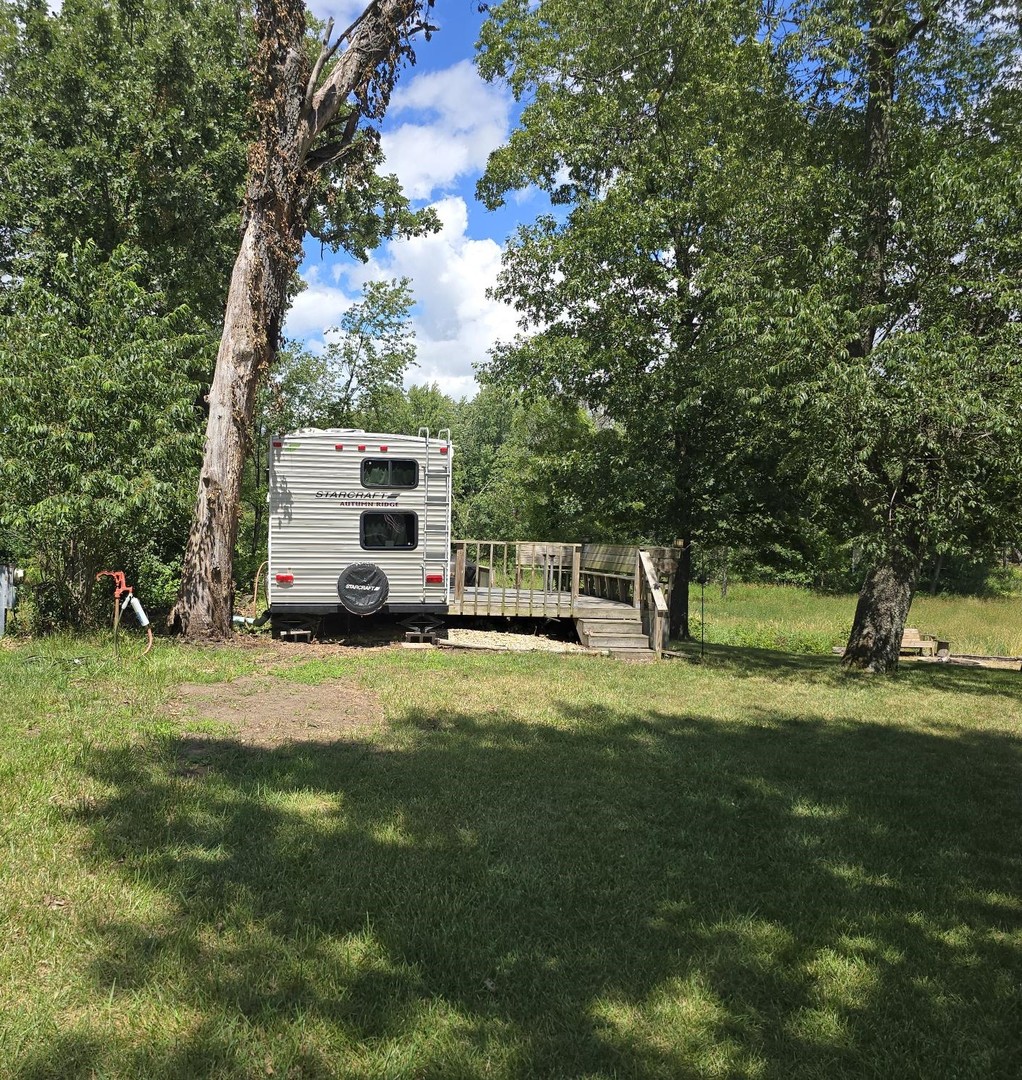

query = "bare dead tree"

[{"left": 170, "top": 0, "right": 434, "bottom": 638}]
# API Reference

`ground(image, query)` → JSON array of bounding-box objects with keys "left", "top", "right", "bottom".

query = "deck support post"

[
  {"left": 454, "top": 544, "right": 466, "bottom": 607},
  {"left": 570, "top": 545, "right": 581, "bottom": 613}
]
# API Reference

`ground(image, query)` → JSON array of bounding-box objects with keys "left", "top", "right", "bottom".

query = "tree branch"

[
  {"left": 304, "top": 18, "right": 336, "bottom": 113},
  {"left": 300, "top": 0, "right": 432, "bottom": 155},
  {"left": 905, "top": 16, "right": 928, "bottom": 43},
  {"left": 305, "top": 108, "right": 361, "bottom": 172},
  {"left": 303, "top": 2, "right": 384, "bottom": 114}
]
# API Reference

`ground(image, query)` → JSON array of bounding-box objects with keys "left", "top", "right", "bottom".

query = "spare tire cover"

[
  {"left": 334, "top": 565, "right": 391, "bottom": 617},
  {"left": 337, "top": 562, "right": 390, "bottom": 615}
]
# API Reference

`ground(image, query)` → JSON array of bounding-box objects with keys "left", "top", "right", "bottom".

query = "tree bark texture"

[
  {"left": 171, "top": 0, "right": 424, "bottom": 638},
  {"left": 669, "top": 538, "right": 691, "bottom": 639},
  {"left": 171, "top": 213, "right": 298, "bottom": 636},
  {"left": 842, "top": 555, "right": 918, "bottom": 673}
]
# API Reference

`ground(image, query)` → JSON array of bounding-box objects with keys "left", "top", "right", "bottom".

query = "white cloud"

[
  {"left": 372, "top": 196, "right": 520, "bottom": 397},
  {"left": 292, "top": 196, "right": 519, "bottom": 399},
  {"left": 283, "top": 268, "right": 356, "bottom": 340},
  {"left": 381, "top": 60, "right": 512, "bottom": 200},
  {"left": 276, "top": 34, "right": 511, "bottom": 205},
  {"left": 282, "top": 53, "right": 520, "bottom": 399}
]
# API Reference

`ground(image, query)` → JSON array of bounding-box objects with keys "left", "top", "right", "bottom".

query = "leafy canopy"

[
  {"left": 477, "top": 0, "right": 1022, "bottom": 575},
  {"left": 0, "top": 242, "right": 207, "bottom": 623}
]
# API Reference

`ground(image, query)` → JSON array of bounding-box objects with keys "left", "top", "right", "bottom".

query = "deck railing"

[
  {"left": 452, "top": 541, "right": 581, "bottom": 617},
  {"left": 450, "top": 541, "right": 676, "bottom": 653},
  {"left": 637, "top": 549, "right": 670, "bottom": 658}
]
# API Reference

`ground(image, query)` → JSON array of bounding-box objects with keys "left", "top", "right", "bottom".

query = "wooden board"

[
  {"left": 449, "top": 587, "right": 634, "bottom": 619},
  {"left": 900, "top": 628, "right": 936, "bottom": 655},
  {"left": 581, "top": 543, "right": 636, "bottom": 576}
]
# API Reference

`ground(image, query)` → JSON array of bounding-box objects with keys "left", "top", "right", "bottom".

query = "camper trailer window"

[
  {"left": 361, "top": 459, "right": 418, "bottom": 488},
  {"left": 361, "top": 511, "right": 418, "bottom": 550}
]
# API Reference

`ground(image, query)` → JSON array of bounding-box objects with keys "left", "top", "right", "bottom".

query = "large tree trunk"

[
  {"left": 170, "top": 0, "right": 308, "bottom": 638},
  {"left": 838, "top": 7, "right": 926, "bottom": 675},
  {"left": 842, "top": 553, "right": 919, "bottom": 673},
  {"left": 170, "top": 209, "right": 299, "bottom": 636},
  {"left": 170, "top": 0, "right": 427, "bottom": 638},
  {"left": 669, "top": 538, "right": 691, "bottom": 639}
]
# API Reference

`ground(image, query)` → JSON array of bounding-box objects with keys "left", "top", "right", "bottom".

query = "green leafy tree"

[
  {"left": 258, "top": 339, "right": 334, "bottom": 437},
  {"left": 451, "top": 387, "right": 624, "bottom": 542},
  {"left": 0, "top": 242, "right": 206, "bottom": 625},
  {"left": 449, "top": 384, "right": 518, "bottom": 538},
  {"left": 321, "top": 277, "right": 417, "bottom": 425},
  {"left": 480, "top": 0, "right": 1022, "bottom": 667},
  {"left": 257, "top": 286, "right": 432, "bottom": 438},
  {"left": 0, "top": 0, "right": 252, "bottom": 323},
  {"left": 351, "top": 381, "right": 463, "bottom": 440},
  {"left": 477, "top": 0, "right": 786, "bottom": 459},
  {"left": 0, "top": 0, "right": 254, "bottom": 624},
  {"left": 749, "top": 0, "right": 1022, "bottom": 671},
  {"left": 477, "top": 0, "right": 808, "bottom": 634}
]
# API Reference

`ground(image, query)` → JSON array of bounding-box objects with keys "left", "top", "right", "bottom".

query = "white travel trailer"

[{"left": 267, "top": 428, "right": 453, "bottom": 634}]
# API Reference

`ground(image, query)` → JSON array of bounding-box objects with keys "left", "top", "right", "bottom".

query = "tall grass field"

[
  {"left": 692, "top": 582, "right": 1022, "bottom": 656},
  {"left": 1, "top": 629, "right": 1020, "bottom": 1078}
]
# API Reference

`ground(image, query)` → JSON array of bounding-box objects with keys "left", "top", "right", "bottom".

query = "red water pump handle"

[{"left": 95, "top": 570, "right": 133, "bottom": 599}]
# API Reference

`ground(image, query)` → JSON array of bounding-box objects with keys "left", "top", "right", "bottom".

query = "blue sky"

[{"left": 287, "top": 2, "right": 533, "bottom": 398}]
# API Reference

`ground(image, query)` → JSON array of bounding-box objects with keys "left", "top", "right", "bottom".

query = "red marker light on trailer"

[
  {"left": 439, "top": 445, "right": 449, "bottom": 455},
  {"left": 357, "top": 444, "right": 366, "bottom": 452},
  {"left": 272, "top": 441, "right": 283, "bottom": 448},
  {"left": 335, "top": 444, "right": 344, "bottom": 451},
  {"left": 275, "top": 573, "right": 294, "bottom": 584},
  {"left": 426, "top": 573, "right": 444, "bottom": 584},
  {"left": 379, "top": 445, "right": 388, "bottom": 452}
]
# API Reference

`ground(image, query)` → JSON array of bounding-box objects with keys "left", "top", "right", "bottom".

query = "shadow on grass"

[
  {"left": 26, "top": 698, "right": 1022, "bottom": 1079},
  {"left": 672, "top": 640, "right": 1022, "bottom": 700}
]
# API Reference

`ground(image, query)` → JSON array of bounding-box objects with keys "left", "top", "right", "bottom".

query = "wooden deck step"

[
  {"left": 575, "top": 613, "right": 641, "bottom": 632},
  {"left": 604, "top": 648, "right": 656, "bottom": 662},
  {"left": 575, "top": 614, "right": 654, "bottom": 658},
  {"left": 587, "top": 633, "right": 651, "bottom": 650}
]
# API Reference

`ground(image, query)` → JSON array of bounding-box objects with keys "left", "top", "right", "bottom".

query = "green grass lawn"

[
  {"left": 693, "top": 581, "right": 1022, "bottom": 656},
  {"left": 1, "top": 634, "right": 1021, "bottom": 1078}
]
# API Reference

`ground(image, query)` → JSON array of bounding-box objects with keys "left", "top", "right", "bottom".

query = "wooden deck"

[{"left": 449, "top": 540, "right": 676, "bottom": 657}]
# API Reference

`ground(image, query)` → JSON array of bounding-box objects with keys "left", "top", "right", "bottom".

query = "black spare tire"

[{"left": 337, "top": 562, "right": 390, "bottom": 615}]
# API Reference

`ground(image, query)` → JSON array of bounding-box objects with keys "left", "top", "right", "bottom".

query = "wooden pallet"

[{"left": 901, "top": 628, "right": 939, "bottom": 656}]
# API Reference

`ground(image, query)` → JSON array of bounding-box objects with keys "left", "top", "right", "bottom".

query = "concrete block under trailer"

[{"left": 267, "top": 429, "right": 453, "bottom": 634}]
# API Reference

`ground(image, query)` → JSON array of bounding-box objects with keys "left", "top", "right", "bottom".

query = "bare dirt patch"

[{"left": 165, "top": 675, "right": 386, "bottom": 749}]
